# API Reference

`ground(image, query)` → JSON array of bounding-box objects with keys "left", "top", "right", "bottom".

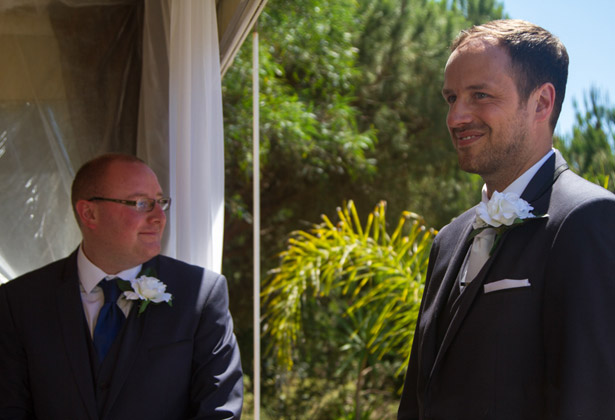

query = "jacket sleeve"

[
  {"left": 0, "top": 284, "right": 35, "bottom": 419},
  {"left": 188, "top": 271, "right": 243, "bottom": 420},
  {"left": 397, "top": 327, "right": 422, "bottom": 420},
  {"left": 543, "top": 197, "right": 615, "bottom": 419},
  {"left": 397, "top": 237, "right": 441, "bottom": 420}
]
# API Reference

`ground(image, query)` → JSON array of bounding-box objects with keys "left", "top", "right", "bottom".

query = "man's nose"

[
  {"left": 447, "top": 100, "right": 473, "bottom": 128},
  {"left": 148, "top": 202, "right": 167, "bottom": 223}
]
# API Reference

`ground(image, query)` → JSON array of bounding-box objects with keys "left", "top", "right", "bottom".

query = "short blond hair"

[{"left": 71, "top": 153, "right": 145, "bottom": 222}]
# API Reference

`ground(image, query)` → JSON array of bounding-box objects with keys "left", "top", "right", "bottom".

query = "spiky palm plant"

[{"left": 262, "top": 200, "right": 435, "bottom": 418}]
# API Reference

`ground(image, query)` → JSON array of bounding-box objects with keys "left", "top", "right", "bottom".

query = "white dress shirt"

[
  {"left": 459, "top": 149, "right": 555, "bottom": 289},
  {"left": 77, "top": 245, "right": 140, "bottom": 337}
]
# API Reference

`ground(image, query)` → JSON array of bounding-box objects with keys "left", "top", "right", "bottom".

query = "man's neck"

[
  {"left": 484, "top": 149, "right": 555, "bottom": 199},
  {"left": 80, "top": 241, "right": 138, "bottom": 276},
  {"left": 77, "top": 245, "right": 142, "bottom": 293}
]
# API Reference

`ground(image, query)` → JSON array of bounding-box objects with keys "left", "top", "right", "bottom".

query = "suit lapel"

[
  {"left": 433, "top": 230, "right": 506, "bottom": 372},
  {"left": 56, "top": 251, "right": 98, "bottom": 420},
  {"left": 100, "top": 257, "right": 158, "bottom": 418},
  {"left": 420, "top": 220, "right": 474, "bottom": 381},
  {"left": 430, "top": 151, "right": 567, "bottom": 377},
  {"left": 522, "top": 150, "right": 568, "bottom": 212}
]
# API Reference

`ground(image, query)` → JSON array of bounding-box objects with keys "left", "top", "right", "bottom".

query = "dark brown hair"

[{"left": 451, "top": 19, "right": 569, "bottom": 131}]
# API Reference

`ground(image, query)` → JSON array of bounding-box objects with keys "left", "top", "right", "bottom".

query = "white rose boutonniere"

[
  {"left": 117, "top": 268, "right": 173, "bottom": 315},
  {"left": 469, "top": 191, "right": 548, "bottom": 255}
]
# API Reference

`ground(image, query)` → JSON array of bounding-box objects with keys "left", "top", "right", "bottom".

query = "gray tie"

[{"left": 461, "top": 228, "right": 495, "bottom": 290}]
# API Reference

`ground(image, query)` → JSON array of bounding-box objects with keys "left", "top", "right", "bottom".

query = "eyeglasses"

[{"left": 88, "top": 197, "right": 171, "bottom": 212}]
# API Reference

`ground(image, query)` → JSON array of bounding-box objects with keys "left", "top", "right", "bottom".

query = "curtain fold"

[{"left": 166, "top": 0, "right": 225, "bottom": 273}]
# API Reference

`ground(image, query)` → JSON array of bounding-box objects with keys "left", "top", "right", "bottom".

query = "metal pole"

[{"left": 252, "top": 28, "right": 261, "bottom": 420}]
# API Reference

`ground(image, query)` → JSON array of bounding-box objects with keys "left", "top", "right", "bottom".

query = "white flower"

[
  {"left": 474, "top": 191, "right": 535, "bottom": 229},
  {"left": 121, "top": 275, "right": 173, "bottom": 314},
  {"left": 470, "top": 191, "right": 547, "bottom": 256}
]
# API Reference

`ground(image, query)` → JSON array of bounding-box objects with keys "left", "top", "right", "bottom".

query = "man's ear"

[
  {"left": 75, "top": 200, "right": 98, "bottom": 230},
  {"left": 533, "top": 82, "right": 556, "bottom": 123}
]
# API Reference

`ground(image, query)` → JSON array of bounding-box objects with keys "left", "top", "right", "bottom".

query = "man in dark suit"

[
  {"left": 0, "top": 154, "right": 243, "bottom": 419},
  {"left": 398, "top": 19, "right": 615, "bottom": 419}
]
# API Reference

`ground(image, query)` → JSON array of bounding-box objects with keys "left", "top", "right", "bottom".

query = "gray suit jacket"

[
  {"left": 0, "top": 252, "right": 243, "bottom": 420},
  {"left": 399, "top": 150, "right": 615, "bottom": 420}
]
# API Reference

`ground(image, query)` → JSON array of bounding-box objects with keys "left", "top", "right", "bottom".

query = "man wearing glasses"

[{"left": 0, "top": 154, "right": 243, "bottom": 419}]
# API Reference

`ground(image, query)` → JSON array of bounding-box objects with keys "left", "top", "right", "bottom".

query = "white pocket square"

[{"left": 484, "top": 278, "right": 531, "bottom": 294}]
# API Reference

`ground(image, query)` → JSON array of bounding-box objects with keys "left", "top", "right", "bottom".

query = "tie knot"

[{"left": 99, "top": 278, "right": 121, "bottom": 304}]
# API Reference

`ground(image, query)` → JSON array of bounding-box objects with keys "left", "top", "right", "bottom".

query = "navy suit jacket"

[
  {"left": 398, "top": 150, "right": 615, "bottom": 420},
  {"left": 0, "top": 252, "right": 243, "bottom": 419}
]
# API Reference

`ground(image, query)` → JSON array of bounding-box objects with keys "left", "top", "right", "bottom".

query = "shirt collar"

[
  {"left": 77, "top": 245, "right": 142, "bottom": 293},
  {"left": 480, "top": 149, "right": 555, "bottom": 204}
]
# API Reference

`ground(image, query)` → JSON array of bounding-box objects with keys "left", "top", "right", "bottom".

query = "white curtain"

[{"left": 166, "top": 0, "right": 225, "bottom": 273}]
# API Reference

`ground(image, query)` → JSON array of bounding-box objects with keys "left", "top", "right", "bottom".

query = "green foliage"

[
  {"left": 262, "top": 201, "right": 435, "bottom": 418},
  {"left": 555, "top": 87, "right": 615, "bottom": 192},
  {"left": 223, "top": 1, "right": 504, "bottom": 298},
  {"left": 223, "top": 3, "right": 378, "bottom": 352},
  {"left": 221, "top": 0, "right": 506, "bottom": 417},
  {"left": 222, "top": 1, "right": 379, "bottom": 376},
  {"left": 352, "top": 0, "right": 501, "bottom": 228},
  {"left": 453, "top": 0, "right": 506, "bottom": 25},
  {"left": 223, "top": 0, "right": 375, "bottom": 185}
]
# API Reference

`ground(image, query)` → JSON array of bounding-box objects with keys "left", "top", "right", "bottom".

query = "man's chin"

[
  {"left": 138, "top": 243, "right": 162, "bottom": 262},
  {"left": 457, "top": 157, "right": 481, "bottom": 175}
]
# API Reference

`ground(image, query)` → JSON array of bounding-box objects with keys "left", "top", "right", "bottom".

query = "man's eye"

[
  {"left": 475, "top": 92, "right": 488, "bottom": 99},
  {"left": 136, "top": 199, "right": 150, "bottom": 211},
  {"left": 445, "top": 95, "right": 456, "bottom": 104}
]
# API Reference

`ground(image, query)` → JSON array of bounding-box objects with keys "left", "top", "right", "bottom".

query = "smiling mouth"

[{"left": 455, "top": 132, "right": 483, "bottom": 146}]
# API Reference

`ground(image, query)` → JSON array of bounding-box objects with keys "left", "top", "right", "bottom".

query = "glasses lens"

[
  {"left": 159, "top": 198, "right": 171, "bottom": 211},
  {"left": 135, "top": 198, "right": 155, "bottom": 212}
]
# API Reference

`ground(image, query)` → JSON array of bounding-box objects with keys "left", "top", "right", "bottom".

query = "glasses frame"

[{"left": 88, "top": 196, "right": 171, "bottom": 212}]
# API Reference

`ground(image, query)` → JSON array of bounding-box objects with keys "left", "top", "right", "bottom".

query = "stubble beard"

[{"left": 457, "top": 114, "right": 529, "bottom": 188}]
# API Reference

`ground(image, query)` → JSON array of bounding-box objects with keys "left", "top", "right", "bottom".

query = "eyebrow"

[
  {"left": 466, "top": 83, "right": 490, "bottom": 90},
  {"left": 442, "top": 83, "right": 492, "bottom": 96},
  {"left": 125, "top": 192, "right": 165, "bottom": 199}
]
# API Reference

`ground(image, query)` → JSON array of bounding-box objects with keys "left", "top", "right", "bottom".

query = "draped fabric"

[
  {"left": 0, "top": 0, "right": 225, "bottom": 281},
  {"left": 167, "top": 0, "right": 225, "bottom": 273}
]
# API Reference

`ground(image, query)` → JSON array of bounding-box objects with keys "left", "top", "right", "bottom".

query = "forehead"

[
  {"left": 100, "top": 160, "right": 162, "bottom": 196},
  {"left": 443, "top": 39, "right": 515, "bottom": 91}
]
